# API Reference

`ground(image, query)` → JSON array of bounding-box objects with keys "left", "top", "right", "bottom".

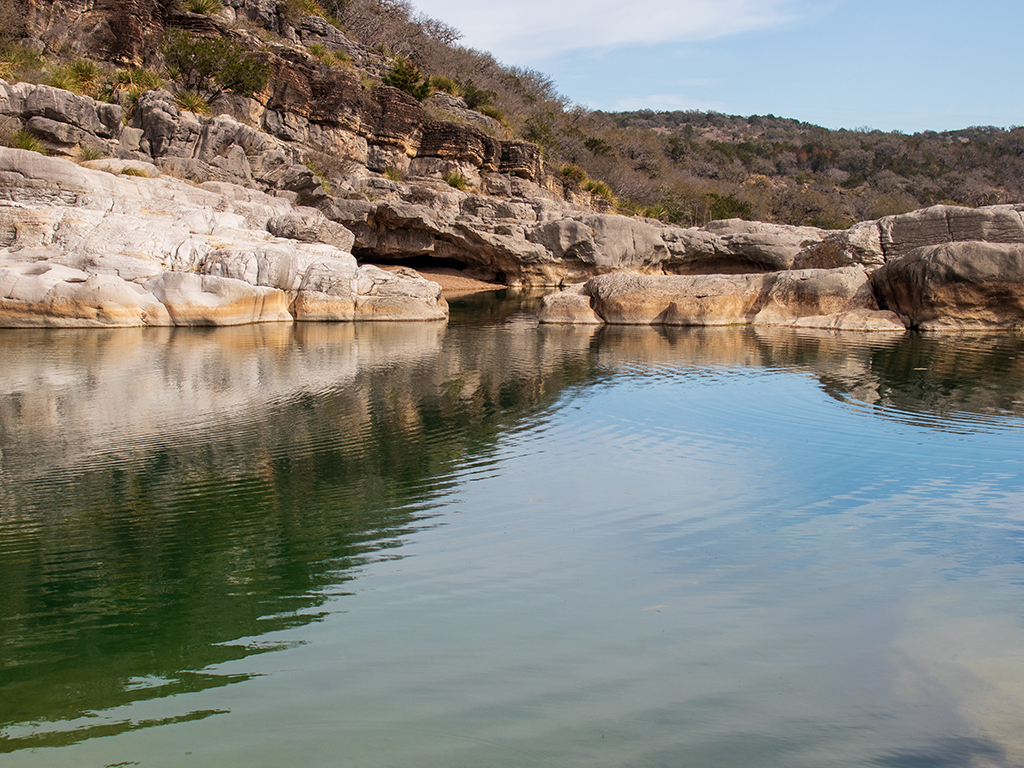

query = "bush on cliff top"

[
  {"left": 382, "top": 56, "right": 432, "bottom": 101},
  {"left": 161, "top": 30, "right": 270, "bottom": 100}
]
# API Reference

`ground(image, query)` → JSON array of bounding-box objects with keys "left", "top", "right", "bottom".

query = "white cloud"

[
  {"left": 410, "top": 0, "right": 804, "bottom": 61},
  {"left": 609, "top": 94, "right": 727, "bottom": 113}
]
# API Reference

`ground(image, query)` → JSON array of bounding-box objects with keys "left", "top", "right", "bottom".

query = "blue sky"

[{"left": 409, "top": 0, "right": 1022, "bottom": 133}]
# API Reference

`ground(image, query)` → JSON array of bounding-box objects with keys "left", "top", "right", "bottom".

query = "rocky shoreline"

[{"left": 2, "top": 77, "right": 1024, "bottom": 331}]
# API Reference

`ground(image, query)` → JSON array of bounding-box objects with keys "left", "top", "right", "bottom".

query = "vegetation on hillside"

[
  {"left": 3, "top": 0, "right": 1023, "bottom": 229},
  {"left": 291, "top": 0, "right": 1024, "bottom": 229}
]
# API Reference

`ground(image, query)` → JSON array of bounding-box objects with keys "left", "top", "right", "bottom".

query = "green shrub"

[
  {"left": 479, "top": 104, "right": 505, "bottom": 123},
  {"left": 704, "top": 192, "right": 753, "bottom": 221},
  {"left": 428, "top": 75, "right": 460, "bottom": 96},
  {"left": 382, "top": 56, "right": 431, "bottom": 101},
  {"left": 522, "top": 117, "right": 558, "bottom": 153},
  {"left": 76, "top": 144, "right": 109, "bottom": 161},
  {"left": 5, "top": 129, "right": 47, "bottom": 154},
  {"left": 120, "top": 166, "right": 148, "bottom": 177},
  {"left": 162, "top": 30, "right": 270, "bottom": 99},
  {"left": 583, "top": 179, "right": 614, "bottom": 200},
  {"left": 560, "top": 164, "right": 588, "bottom": 186},
  {"left": 459, "top": 80, "right": 496, "bottom": 110},
  {"left": 184, "top": 0, "right": 222, "bottom": 14},
  {"left": 442, "top": 170, "right": 468, "bottom": 190},
  {"left": 383, "top": 167, "right": 402, "bottom": 181},
  {"left": 174, "top": 89, "right": 210, "bottom": 114}
]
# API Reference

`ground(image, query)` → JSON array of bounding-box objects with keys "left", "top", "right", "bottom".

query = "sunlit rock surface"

[
  {"left": 540, "top": 267, "right": 906, "bottom": 331},
  {"left": 0, "top": 148, "right": 447, "bottom": 327}
]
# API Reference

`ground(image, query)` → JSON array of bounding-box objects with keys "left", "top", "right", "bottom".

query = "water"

[{"left": 2, "top": 291, "right": 1024, "bottom": 767}]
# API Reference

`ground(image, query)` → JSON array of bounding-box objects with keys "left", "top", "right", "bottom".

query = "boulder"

[
  {"left": 352, "top": 266, "right": 449, "bottom": 321},
  {"left": 794, "top": 204, "right": 1024, "bottom": 271},
  {"left": 144, "top": 273, "right": 292, "bottom": 326},
  {"left": 879, "top": 205, "right": 1024, "bottom": 262},
  {"left": 871, "top": 241, "right": 1024, "bottom": 330},
  {"left": 537, "top": 283, "right": 603, "bottom": 325},
  {"left": 0, "top": 148, "right": 447, "bottom": 327},
  {"left": 0, "top": 265, "right": 171, "bottom": 327},
  {"left": 541, "top": 268, "right": 905, "bottom": 331},
  {"left": 292, "top": 259, "right": 358, "bottom": 322},
  {"left": 267, "top": 208, "right": 356, "bottom": 252}
]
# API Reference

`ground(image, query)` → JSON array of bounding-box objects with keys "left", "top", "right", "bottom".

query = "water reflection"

[
  {"left": 0, "top": 315, "right": 600, "bottom": 749},
  {"left": 1, "top": 301, "right": 1023, "bottom": 764},
  {"left": 591, "top": 324, "right": 1024, "bottom": 430}
]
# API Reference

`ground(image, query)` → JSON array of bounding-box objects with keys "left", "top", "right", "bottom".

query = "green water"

[{"left": 2, "top": 292, "right": 1024, "bottom": 767}]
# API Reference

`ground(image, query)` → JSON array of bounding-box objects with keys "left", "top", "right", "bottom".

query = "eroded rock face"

[
  {"left": 540, "top": 268, "right": 906, "bottom": 331},
  {"left": 5, "top": 72, "right": 1024, "bottom": 330},
  {"left": 871, "top": 241, "right": 1024, "bottom": 330},
  {"left": 794, "top": 204, "right": 1024, "bottom": 270},
  {"left": 0, "top": 148, "right": 447, "bottom": 327},
  {"left": 336, "top": 189, "right": 831, "bottom": 286}
]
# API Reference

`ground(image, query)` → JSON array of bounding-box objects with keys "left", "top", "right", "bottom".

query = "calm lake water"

[{"left": 2, "top": 291, "right": 1024, "bottom": 767}]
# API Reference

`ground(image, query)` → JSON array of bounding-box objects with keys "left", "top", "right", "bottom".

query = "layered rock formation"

[
  {"left": 4, "top": 67, "right": 1024, "bottom": 330},
  {"left": 539, "top": 204, "right": 1024, "bottom": 330},
  {"left": 538, "top": 269, "right": 905, "bottom": 331},
  {"left": 0, "top": 147, "right": 447, "bottom": 326}
]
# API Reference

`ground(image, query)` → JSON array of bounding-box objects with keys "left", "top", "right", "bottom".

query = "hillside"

[{"left": 2, "top": 0, "right": 1022, "bottom": 233}]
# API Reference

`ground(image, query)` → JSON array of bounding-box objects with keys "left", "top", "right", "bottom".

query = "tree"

[
  {"left": 382, "top": 57, "right": 431, "bottom": 100},
  {"left": 161, "top": 31, "right": 270, "bottom": 100}
]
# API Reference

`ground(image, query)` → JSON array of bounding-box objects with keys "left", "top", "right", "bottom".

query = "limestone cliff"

[{"left": 3, "top": 0, "right": 1024, "bottom": 330}]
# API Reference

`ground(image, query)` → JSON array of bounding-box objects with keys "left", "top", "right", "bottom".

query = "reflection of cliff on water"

[
  {"left": 3, "top": 299, "right": 1022, "bottom": 750},
  {"left": 0, "top": 318, "right": 599, "bottom": 748},
  {"left": 591, "top": 325, "right": 1024, "bottom": 429}
]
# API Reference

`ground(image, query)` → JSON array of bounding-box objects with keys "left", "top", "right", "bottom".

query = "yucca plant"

[
  {"left": 66, "top": 59, "right": 103, "bottom": 93},
  {"left": 428, "top": 75, "right": 460, "bottom": 96},
  {"left": 442, "top": 171, "right": 468, "bottom": 190},
  {"left": 46, "top": 60, "right": 104, "bottom": 97},
  {"left": 479, "top": 105, "right": 505, "bottom": 123},
  {"left": 6, "top": 129, "right": 47, "bottom": 154},
  {"left": 583, "top": 179, "right": 615, "bottom": 201},
  {"left": 174, "top": 89, "right": 210, "bottom": 115},
  {"left": 76, "top": 144, "right": 109, "bottom": 162},
  {"left": 184, "top": 0, "right": 222, "bottom": 15},
  {"left": 560, "top": 164, "right": 588, "bottom": 186}
]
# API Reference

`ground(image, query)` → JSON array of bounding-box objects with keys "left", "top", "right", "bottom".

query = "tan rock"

[
  {"left": 352, "top": 266, "right": 448, "bottom": 321},
  {"left": 537, "top": 283, "right": 603, "bottom": 324},
  {"left": 871, "top": 241, "right": 1024, "bottom": 330},
  {"left": 143, "top": 273, "right": 292, "bottom": 326},
  {"left": 0, "top": 148, "right": 445, "bottom": 327},
  {"left": 0, "top": 268, "right": 171, "bottom": 327},
  {"left": 566, "top": 268, "right": 905, "bottom": 331}
]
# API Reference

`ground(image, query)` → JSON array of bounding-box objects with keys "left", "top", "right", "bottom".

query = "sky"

[{"left": 407, "top": 0, "right": 1022, "bottom": 133}]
